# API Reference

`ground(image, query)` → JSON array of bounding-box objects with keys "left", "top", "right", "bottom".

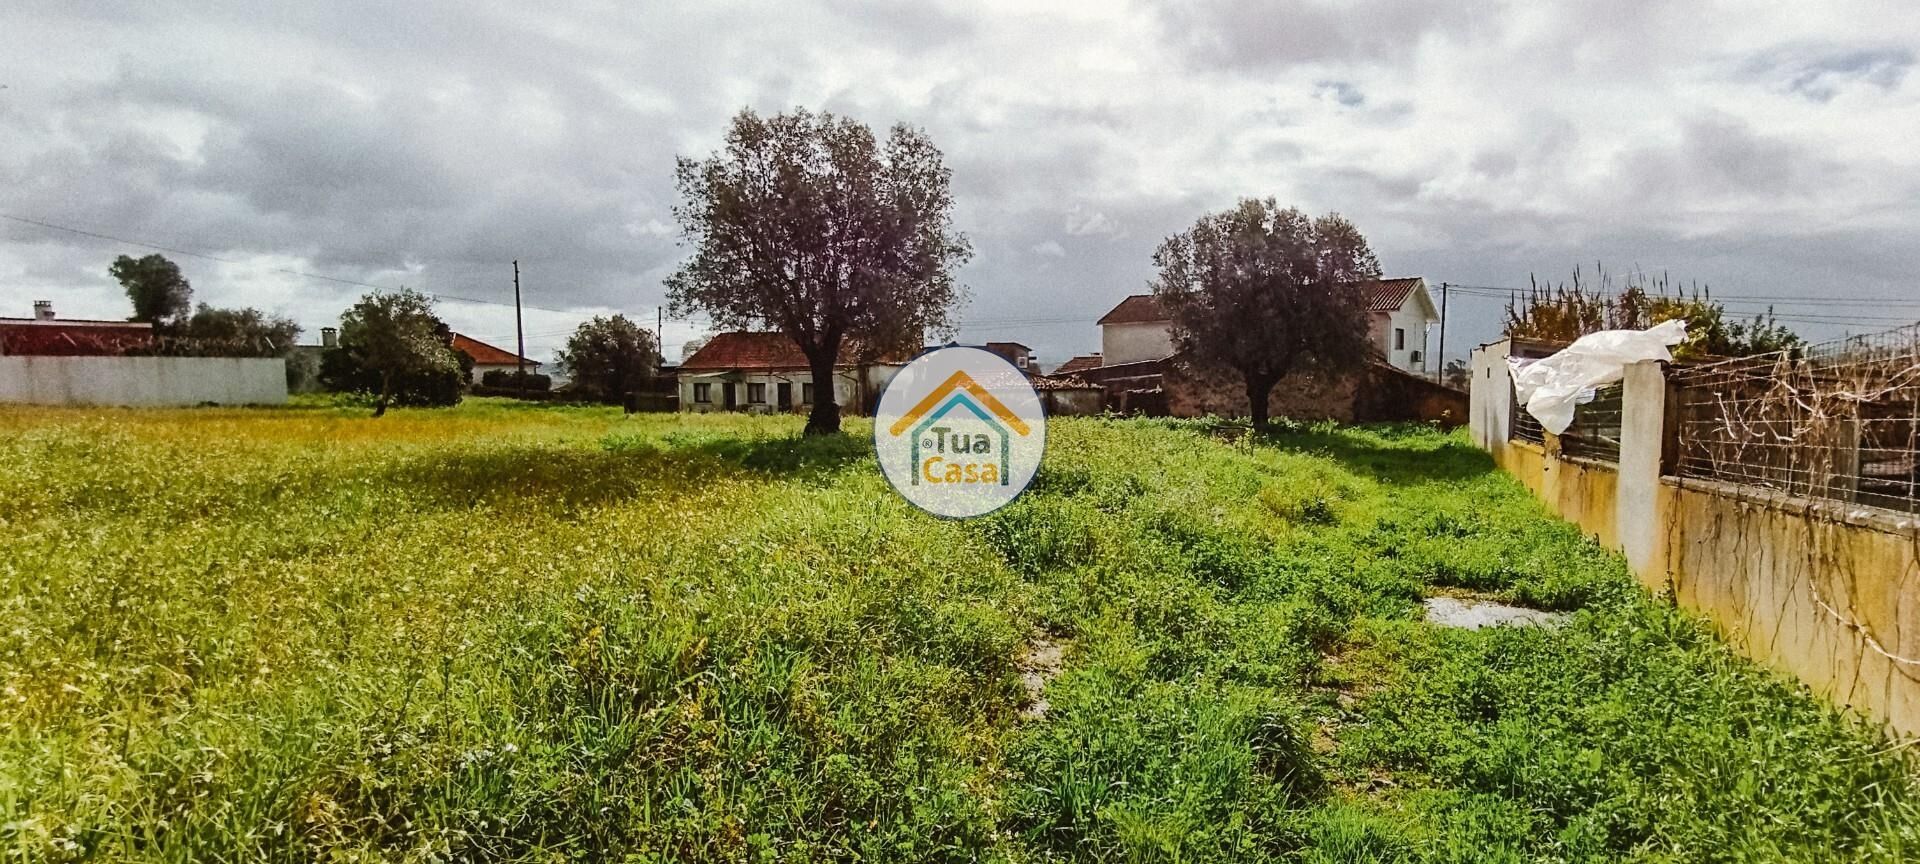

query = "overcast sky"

[{"left": 5, "top": 1, "right": 1918, "bottom": 368}]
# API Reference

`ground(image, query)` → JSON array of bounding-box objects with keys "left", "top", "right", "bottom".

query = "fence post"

[{"left": 1617, "top": 360, "right": 1668, "bottom": 583}]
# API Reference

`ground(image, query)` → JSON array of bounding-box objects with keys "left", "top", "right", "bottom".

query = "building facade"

[{"left": 677, "top": 332, "right": 901, "bottom": 415}]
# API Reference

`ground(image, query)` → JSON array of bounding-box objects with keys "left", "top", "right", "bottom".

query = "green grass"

[{"left": 0, "top": 400, "right": 1913, "bottom": 861}]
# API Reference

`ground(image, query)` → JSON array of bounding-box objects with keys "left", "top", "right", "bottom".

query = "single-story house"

[
  {"left": 451, "top": 333, "right": 542, "bottom": 384},
  {"left": 678, "top": 331, "right": 904, "bottom": 415}
]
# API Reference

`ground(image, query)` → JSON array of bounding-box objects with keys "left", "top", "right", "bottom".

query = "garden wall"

[
  {"left": 0, "top": 356, "right": 288, "bottom": 407},
  {"left": 1471, "top": 345, "right": 1920, "bottom": 737}
]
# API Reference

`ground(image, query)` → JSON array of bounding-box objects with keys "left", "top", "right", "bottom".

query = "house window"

[
  {"left": 747, "top": 383, "right": 766, "bottom": 403},
  {"left": 1394, "top": 328, "right": 1406, "bottom": 351},
  {"left": 802, "top": 382, "right": 815, "bottom": 404},
  {"left": 693, "top": 383, "right": 711, "bottom": 403}
]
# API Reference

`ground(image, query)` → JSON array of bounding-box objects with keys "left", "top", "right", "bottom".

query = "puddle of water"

[{"left": 1423, "top": 596, "right": 1566, "bottom": 630}]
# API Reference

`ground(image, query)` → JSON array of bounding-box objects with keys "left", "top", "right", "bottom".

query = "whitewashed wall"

[
  {"left": 1100, "top": 321, "right": 1175, "bottom": 366},
  {"left": 0, "top": 356, "right": 288, "bottom": 407}
]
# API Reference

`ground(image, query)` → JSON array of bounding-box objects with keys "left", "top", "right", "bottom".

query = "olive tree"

[
  {"left": 667, "top": 108, "right": 970, "bottom": 435},
  {"left": 1150, "top": 199, "right": 1380, "bottom": 429},
  {"left": 333, "top": 288, "right": 461, "bottom": 417}
]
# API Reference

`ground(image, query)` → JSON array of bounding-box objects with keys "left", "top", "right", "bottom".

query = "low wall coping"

[{"left": 1662, "top": 474, "right": 1920, "bottom": 538}]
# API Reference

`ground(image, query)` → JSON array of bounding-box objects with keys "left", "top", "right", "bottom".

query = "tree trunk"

[
  {"left": 373, "top": 370, "right": 392, "bottom": 418},
  {"left": 804, "top": 347, "right": 841, "bottom": 436},
  {"left": 1245, "top": 373, "right": 1276, "bottom": 431}
]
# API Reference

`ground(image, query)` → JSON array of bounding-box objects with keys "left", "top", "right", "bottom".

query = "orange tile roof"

[
  {"left": 680, "top": 331, "right": 904, "bottom": 371},
  {"left": 451, "top": 333, "right": 539, "bottom": 367}
]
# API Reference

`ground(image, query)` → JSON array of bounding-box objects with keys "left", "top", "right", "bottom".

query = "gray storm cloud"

[{"left": 3, "top": 0, "right": 1917, "bottom": 364}]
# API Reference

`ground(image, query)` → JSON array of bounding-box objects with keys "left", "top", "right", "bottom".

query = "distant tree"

[
  {"left": 324, "top": 289, "right": 462, "bottom": 416},
  {"left": 556, "top": 314, "right": 660, "bottom": 401},
  {"left": 667, "top": 107, "right": 971, "bottom": 435},
  {"left": 1443, "top": 358, "right": 1471, "bottom": 391},
  {"left": 110, "top": 254, "right": 193, "bottom": 328},
  {"left": 174, "top": 304, "right": 301, "bottom": 357},
  {"left": 681, "top": 334, "right": 712, "bottom": 362},
  {"left": 1503, "top": 267, "right": 1803, "bottom": 359},
  {"left": 1150, "top": 199, "right": 1380, "bottom": 429}
]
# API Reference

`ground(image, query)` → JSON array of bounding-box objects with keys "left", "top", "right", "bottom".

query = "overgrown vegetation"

[
  {"left": 1504, "top": 266, "right": 1803, "bottom": 359},
  {"left": 0, "top": 403, "right": 1912, "bottom": 861}
]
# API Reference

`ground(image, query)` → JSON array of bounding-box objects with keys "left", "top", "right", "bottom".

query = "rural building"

[
  {"left": 1091, "top": 277, "right": 1441, "bottom": 374},
  {"left": 451, "top": 333, "right": 541, "bottom": 384},
  {"left": 1363, "top": 277, "right": 1442, "bottom": 373},
  {"left": 678, "top": 331, "right": 902, "bottom": 415},
  {"left": 1028, "top": 373, "right": 1106, "bottom": 416},
  {"left": 982, "top": 341, "right": 1037, "bottom": 372},
  {"left": 0, "top": 300, "right": 155, "bottom": 356},
  {"left": 1096, "top": 296, "right": 1176, "bottom": 366},
  {"left": 0, "top": 301, "right": 285, "bottom": 407}
]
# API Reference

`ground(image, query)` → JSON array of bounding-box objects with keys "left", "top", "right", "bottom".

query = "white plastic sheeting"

[{"left": 1508, "top": 319, "right": 1686, "bottom": 435}]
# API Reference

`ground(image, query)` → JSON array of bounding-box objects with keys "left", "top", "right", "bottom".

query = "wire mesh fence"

[
  {"left": 1673, "top": 323, "right": 1920, "bottom": 513},
  {"left": 1510, "top": 384, "right": 1545, "bottom": 444},
  {"left": 1561, "top": 383, "right": 1624, "bottom": 462}
]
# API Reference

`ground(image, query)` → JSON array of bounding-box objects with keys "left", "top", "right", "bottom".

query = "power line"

[{"left": 0, "top": 212, "right": 583, "bottom": 315}]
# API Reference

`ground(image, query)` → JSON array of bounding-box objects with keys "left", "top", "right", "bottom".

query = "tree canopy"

[
  {"left": 325, "top": 289, "right": 463, "bottom": 416},
  {"left": 110, "top": 254, "right": 193, "bottom": 328},
  {"left": 1150, "top": 199, "right": 1380, "bottom": 428},
  {"left": 173, "top": 304, "right": 301, "bottom": 357},
  {"left": 556, "top": 314, "right": 660, "bottom": 401},
  {"left": 666, "top": 107, "right": 970, "bottom": 434}
]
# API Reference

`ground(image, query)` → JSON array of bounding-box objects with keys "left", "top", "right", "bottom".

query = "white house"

[
  {"left": 1095, "top": 296, "right": 1176, "bottom": 366},
  {"left": 678, "top": 332, "right": 902, "bottom": 414},
  {"left": 1363, "top": 277, "right": 1443, "bottom": 373},
  {"left": 1090, "top": 277, "right": 1442, "bottom": 374}
]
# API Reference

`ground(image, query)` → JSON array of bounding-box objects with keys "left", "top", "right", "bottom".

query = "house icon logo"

[{"left": 874, "top": 347, "right": 1046, "bottom": 518}]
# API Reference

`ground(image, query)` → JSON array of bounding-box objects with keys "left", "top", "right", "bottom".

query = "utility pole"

[
  {"left": 658, "top": 306, "right": 665, "bottom": 355},
  {"left": 1437, "top": 281, "right": 1449, "bottom": 384},
  {"left": 513, "top": 260, "right": 526, "bottom": 395}
]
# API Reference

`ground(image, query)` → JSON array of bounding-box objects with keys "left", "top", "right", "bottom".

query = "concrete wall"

[
  {"left": 1101, "top": 321, "right": 1174, "bottom": 366},
  {"left": 1039, "top": 388, "right": 1105, "bottom": 417},
  {"left": 0, "top": 356, "right": 287, "bottom": 407},
  {"left": 1474, "top": 347, "right": 1920, "bottom": 737}
]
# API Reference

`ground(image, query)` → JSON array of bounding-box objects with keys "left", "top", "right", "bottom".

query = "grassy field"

[{"left": 2, "top": 399, "right": 1916, "bottom": 862}]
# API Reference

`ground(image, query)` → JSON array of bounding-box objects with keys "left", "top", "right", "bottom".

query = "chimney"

[
  {"left": 320, "top": 327, "right": 339, "bottom": 348},
  {"left": 32, "top": 300, "right": 54, "bottom": 321}
]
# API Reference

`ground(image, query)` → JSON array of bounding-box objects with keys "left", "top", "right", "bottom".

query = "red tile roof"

[
  {"left": 1096, "top": 295, "right": 1167, "bottom": 325},
  {"left": 451, "top": 333, "right": 539, "bottom": 367},
  {"left": 0, "top": 319, "right": 155, "bottom": 356},
  {"left": 680, "top": 331, "right": 902, "bottom": 372},
  {"left": 1051, "top": 354, "right": 1104, "bottom": 375},
  {"left": 1363, "top": 277, "right": 1427, "bottom": 313}
]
